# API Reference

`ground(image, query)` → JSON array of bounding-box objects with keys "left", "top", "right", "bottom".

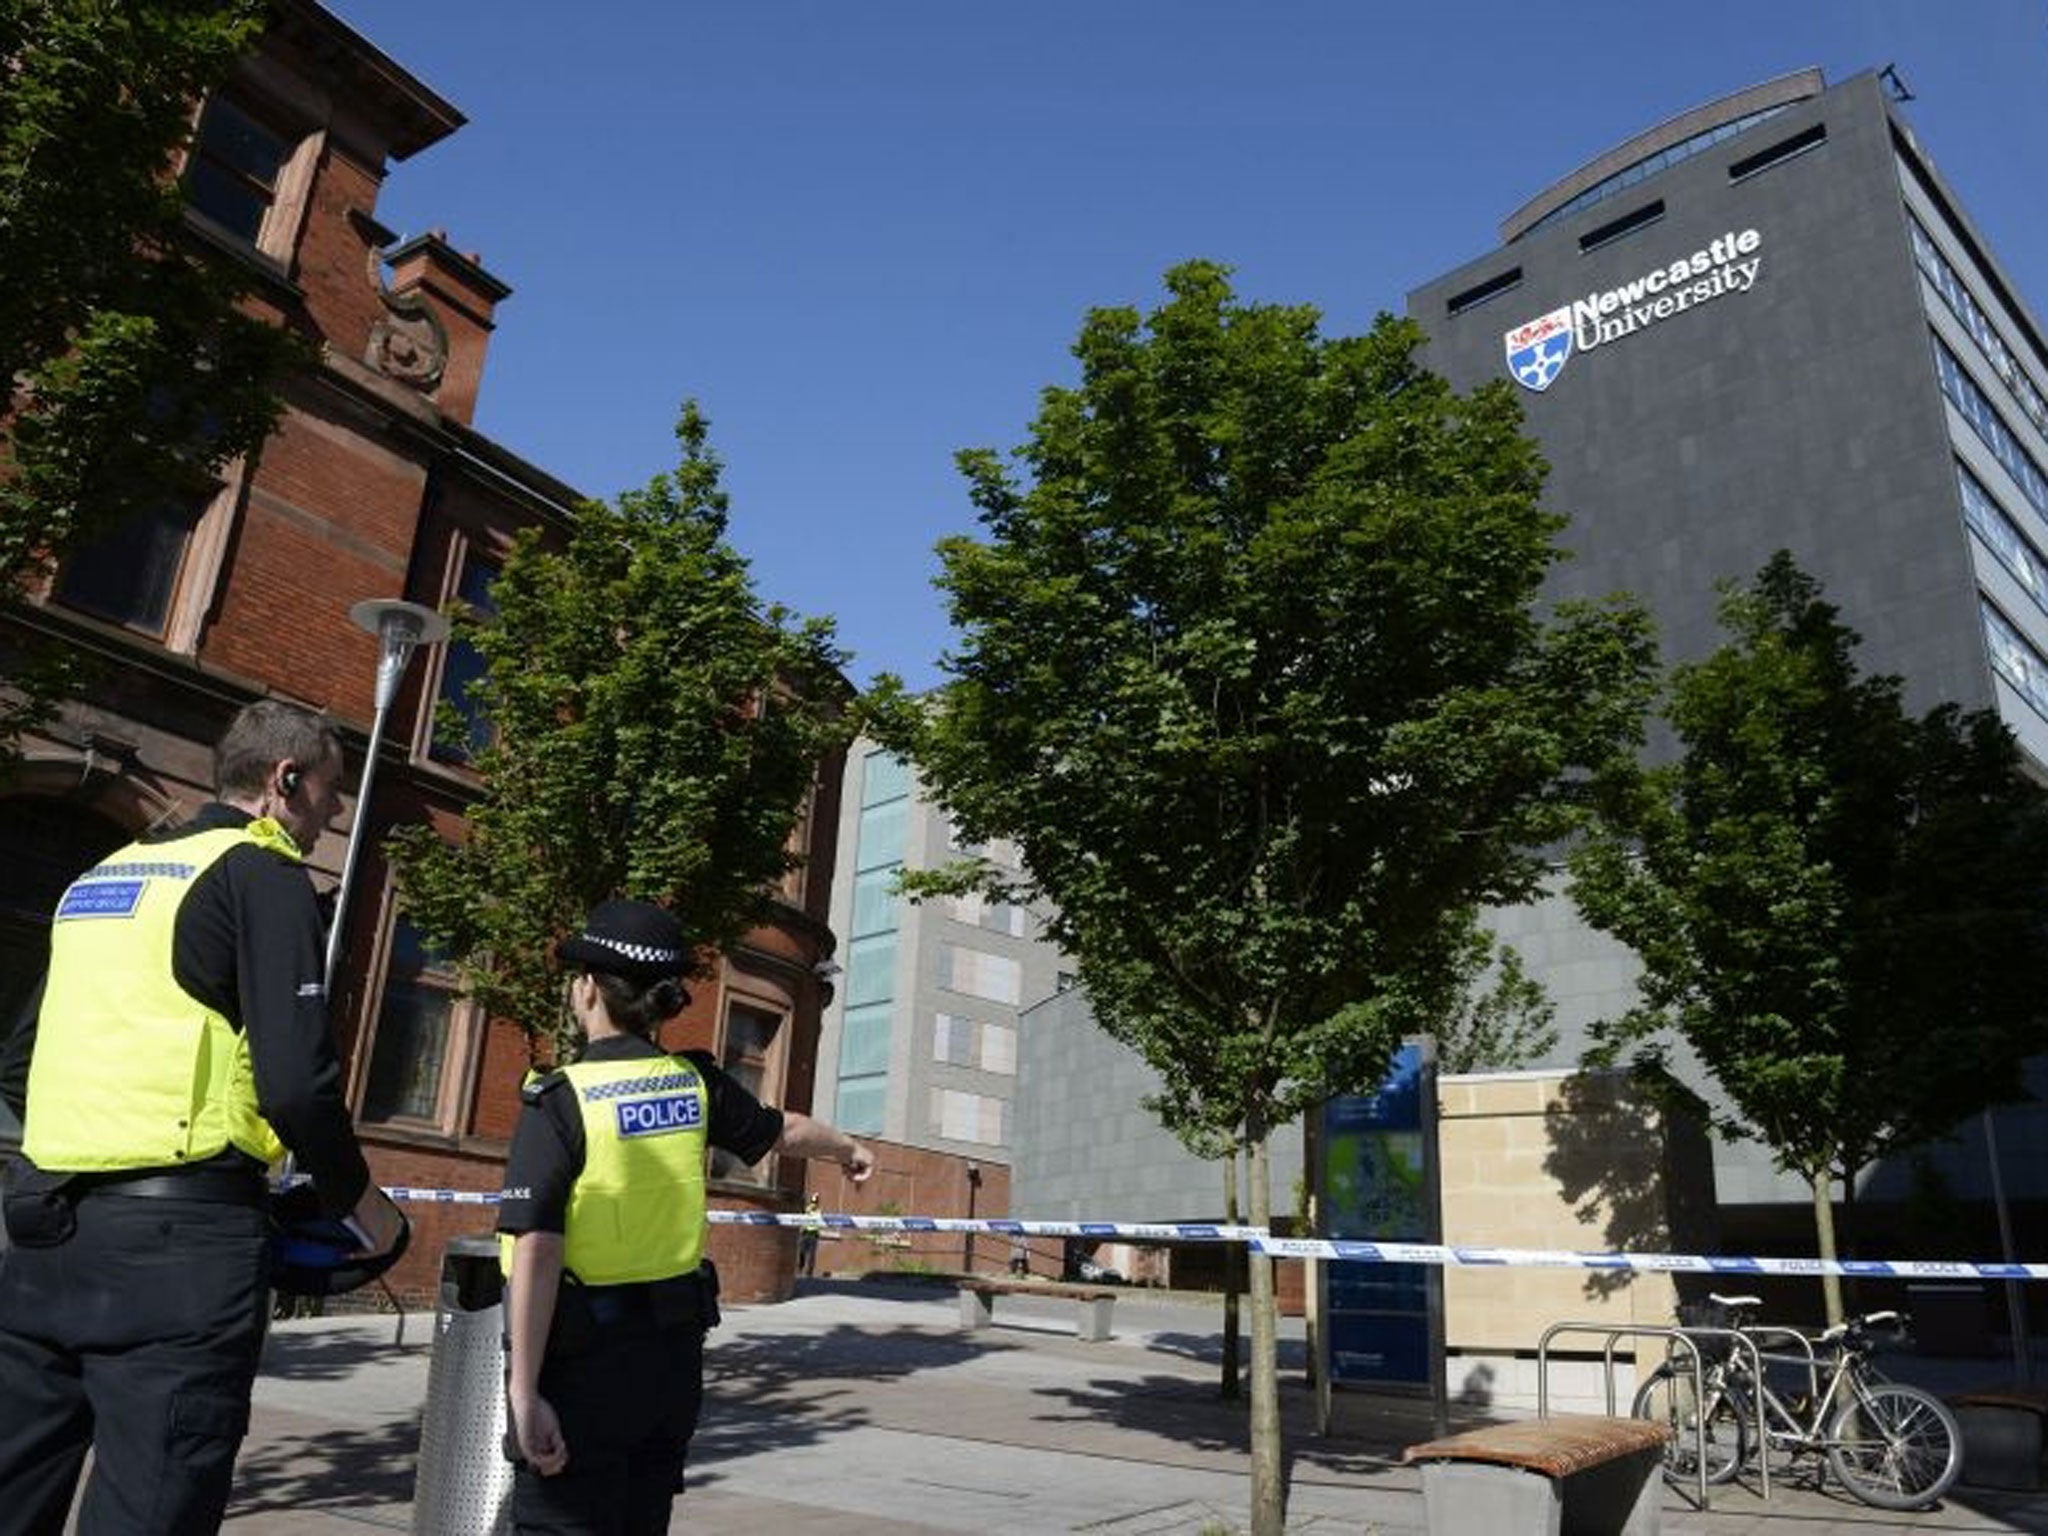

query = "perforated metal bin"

[{"left": 411, "top": 1235, "right": 512, "bottom": 1535}]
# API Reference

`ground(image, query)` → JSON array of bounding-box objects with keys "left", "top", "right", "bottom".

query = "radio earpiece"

[{"left": 280, "top": 766, "right": 302, "bottom": 798}]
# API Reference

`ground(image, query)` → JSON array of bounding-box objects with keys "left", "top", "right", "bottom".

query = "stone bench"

[
  {"left": 1404, "top": 1414, "right": 1673, "bottom": 1535},
  {"left": 957, "top": 1279, "right": 1117, "bottom": 1342},
  {"left": 1950, "top": 1388, "right": 2048, "bottom": 1491}
]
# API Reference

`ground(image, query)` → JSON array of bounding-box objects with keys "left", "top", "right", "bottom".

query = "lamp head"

[{"left": 348, "top": 598, "right": 450, "bottom": 710}]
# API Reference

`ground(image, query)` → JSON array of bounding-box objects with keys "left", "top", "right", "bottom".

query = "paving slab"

[{"left": 174, "top": 1281, "right": 2048, "bottom": 1534}]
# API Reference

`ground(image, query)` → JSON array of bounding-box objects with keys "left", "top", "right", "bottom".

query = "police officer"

[
  {"left": 498, "top": 898, "right": 871, "bottom": 1535},
  {"left": 797, "top": 1191, "right": 823, "bottom": 1276},
  {"left": 0, "top": 699, "right": 405, "bottom": 1536}
]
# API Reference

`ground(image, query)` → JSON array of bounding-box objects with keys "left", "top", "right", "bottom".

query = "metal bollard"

[{"left": 411, "top": 1235, "right": 512, "bottom": 1535}]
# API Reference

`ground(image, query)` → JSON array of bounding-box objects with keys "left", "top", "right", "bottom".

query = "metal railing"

[{"left": 1537, "top": 1320, "right": 1771, "bottom": 1509}]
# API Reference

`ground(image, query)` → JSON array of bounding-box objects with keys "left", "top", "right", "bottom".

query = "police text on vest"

[{"left": 615, "top": 1093, "right": 703, "bottom": 1138}]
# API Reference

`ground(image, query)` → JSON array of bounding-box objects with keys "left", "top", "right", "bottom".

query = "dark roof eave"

[
  {"left": 269, "top": 0, "right": 466, "bottom": 161},
  {"left": 1500, "top": 67, "right": 1825, "bottom": 244}
]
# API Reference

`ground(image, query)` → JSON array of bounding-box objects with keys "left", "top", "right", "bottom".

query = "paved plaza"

[{"left": 202, "top": 1279, "right": 2048, "bottom": 1535}]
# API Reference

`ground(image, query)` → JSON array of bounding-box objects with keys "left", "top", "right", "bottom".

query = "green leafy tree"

[
  {"left": 388, "top": 405, "right": 855, "bottom": 1056},
  {"left": 2, "top": 1, "right": 306, "bottom": 760},
  {"left": 1433, "top": 914, "right": 1559, "bottom": 1075},
  {"left": 873, "top": 262, "right": 1655, "bottom": 1535},
  {"left": 1568, "top": 552, "right": 2048, "bottom": 1323}
]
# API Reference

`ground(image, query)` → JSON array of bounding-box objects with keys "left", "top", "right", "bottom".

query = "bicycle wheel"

[
  {"left": 1825, "top": 1382, "right": 1962, "bottom": 1510},
  {"left": 1631, "top": 1365, "right": 1749, "bottom": 1484}
]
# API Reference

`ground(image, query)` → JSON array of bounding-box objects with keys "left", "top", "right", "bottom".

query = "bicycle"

[{"left": 1631, "top": 1292, "right": 1963, "bottom": 1511}]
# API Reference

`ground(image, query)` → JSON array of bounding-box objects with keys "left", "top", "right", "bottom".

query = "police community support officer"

[
  {"left": 498, "top": 898, "right": 873, "bottom": 1535},
  {"left": 0, "top": 700, "right": 406, "bottom": 1536}
]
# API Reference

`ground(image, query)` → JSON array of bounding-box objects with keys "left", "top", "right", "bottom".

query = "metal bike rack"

[
  {"left": 1537, "top": 1321, "right": 1773, "bottom": 1509},
  {"left": 1740, "top": 1324, "right": 1821, "bottom": 1409}
]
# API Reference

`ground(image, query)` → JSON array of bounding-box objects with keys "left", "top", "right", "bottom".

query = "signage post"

[{"left": 1316, "top": 1037, "right": 1446, "bottom": 1436}]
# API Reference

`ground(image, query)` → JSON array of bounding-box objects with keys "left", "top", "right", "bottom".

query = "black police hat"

[
  {"left": 267, "top": 1182, "right": 411, "bottom": 1299},
  {"left": 556, "top": 898, "right": 688, "bottom": 983}
]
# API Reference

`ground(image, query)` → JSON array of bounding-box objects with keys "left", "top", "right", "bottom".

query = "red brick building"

[{"left": 0, "top": 1, "right": 857, "bottom": 1303}]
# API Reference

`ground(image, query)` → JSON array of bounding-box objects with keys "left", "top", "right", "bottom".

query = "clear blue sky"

[{"left": 324, "top": 2, "right": 2046, "bottom": 691}]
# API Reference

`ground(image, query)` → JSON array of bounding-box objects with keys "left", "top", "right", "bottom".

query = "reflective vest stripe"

[{"left": 500, "top": 1055, "right": 710, "bottom": 1286}]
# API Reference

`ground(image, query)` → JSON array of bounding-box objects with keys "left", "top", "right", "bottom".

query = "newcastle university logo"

[
  {"left": 1502, "top": 229, "right": 1767, "bottom": 392},
  {"left": 1504, "top": 309, "right": 1573, "bottom": 392}
]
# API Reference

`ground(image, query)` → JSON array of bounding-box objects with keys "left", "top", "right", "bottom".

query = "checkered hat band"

[{"left": 580, "top": 933, "right": 683, "bottom": 967}]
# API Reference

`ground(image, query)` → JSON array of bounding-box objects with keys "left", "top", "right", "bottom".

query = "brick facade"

[{"left": 0, "top": 1, "right": 849, "bottom": 1309}]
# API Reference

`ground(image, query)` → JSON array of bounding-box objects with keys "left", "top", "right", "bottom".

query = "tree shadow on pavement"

[
  {"left": 1029, "top": 1369, "right": 1411, "bottom": 1487},
  {"left": 260, "top": 1325, "right": 428, "bottom": 1383},
  {"left": 230, "top": 1416, "right": 421, "bottom": 1514},
  {"left": 688, "top": 1323, "right": 1000, "bottom": 1488},
  {"left": 1139, "top": 1329, "right": 1308, "bottom": 1374}
]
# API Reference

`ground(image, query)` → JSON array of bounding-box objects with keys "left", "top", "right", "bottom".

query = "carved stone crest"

[
  {"left": 366, "top": 304, "right": 447, "bottom": 390},
  {"left": 363, "top": 238, "right": 449, "bottom": 392}
]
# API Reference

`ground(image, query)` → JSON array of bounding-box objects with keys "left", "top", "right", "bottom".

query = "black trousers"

[
  {"left": 0, "top": 1191, "right": 269, "bottom": 1536},
  {"left": 512, "top": 1317, "right": 705, "bottom": 1536}
]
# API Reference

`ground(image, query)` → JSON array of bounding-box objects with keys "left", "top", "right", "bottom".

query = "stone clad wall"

[{"left": 1437, "top": 1069, "right": 1712, "bottom": 1410}]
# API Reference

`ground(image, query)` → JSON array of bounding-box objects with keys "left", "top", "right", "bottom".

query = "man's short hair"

[{"left": 214, "top": 700, "right": 342, "bottom": 797}]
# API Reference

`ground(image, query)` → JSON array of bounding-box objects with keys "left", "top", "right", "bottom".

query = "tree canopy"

[
  {"left": 873, "top": 260, "right": 1655, "bottom": 1533},
  {"left": 2, "top": 0, "right": 303, "bottom": 759},
  {"left": 879, "top": 261, "right": 1652, "bottom": 1147},
  {"left": 1568, "top": 552, "right": 2048, "bottom": 1312},
  {"left": 388, "top": 406, "right": 854, "bottom": 1056}
]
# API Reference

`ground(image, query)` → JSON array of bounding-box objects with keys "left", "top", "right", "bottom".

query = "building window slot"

[
  {"left": 1728, "top": 122, "right": 1827, "bottom": 183},
  {"left": 1446, "top": 268, "right": 1522, "bottom": 317},
  {"left": 428, "top": 547, "right": 501, "bottom": 762},
  {"left": 1578, "top": 200, "right": 1665, "bottom": 254},
  {"left": 362, "top": 916, "right": 460, "bottom": 1126},
  {"left": 185, "top": 94, "right": 293, "bottom": 246},
  {"left": 54, "top": 494, "right": 208, "bottom": 637}
]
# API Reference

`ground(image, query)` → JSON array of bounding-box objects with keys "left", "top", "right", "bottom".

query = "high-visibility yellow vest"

[
  {"left": 502, "top": 1054, "right": 710, "bottom": 1285},
  {"left": 24, "top": 820, "right": 301, "bottom": 1172}
]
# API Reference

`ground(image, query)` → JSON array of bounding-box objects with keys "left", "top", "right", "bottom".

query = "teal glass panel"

[
  {"left": 855, "top": 797, "right": 907, "bottom": 870},
  {"left": 835, "top": 1075, "right": 885, "bottom": 1135},
  {"left": 851, "top": 865, "right": 900, "bottom": 938},
  {"left": 838, "top": 1002, "right": 894, "bottom": 1076},
  {"left": 845, "top": 932, "right": 896, "bottom": 1007},
  {"left": 861, "top": 750, "right": 910, "bottom": 808}
]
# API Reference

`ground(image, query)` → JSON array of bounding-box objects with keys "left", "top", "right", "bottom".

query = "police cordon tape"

[{"left": 369, "top": 1185, "right": 2048, "bottom": 1281}]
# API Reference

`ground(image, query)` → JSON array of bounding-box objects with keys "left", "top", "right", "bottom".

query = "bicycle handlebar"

[{"left": 1819, "top": 1309, "right": 1905, "bottom": 1345}]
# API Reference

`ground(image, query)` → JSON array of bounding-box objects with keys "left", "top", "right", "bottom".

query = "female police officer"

[{"left": 497, "top": 898, "right": 871, "bottom": 1534}]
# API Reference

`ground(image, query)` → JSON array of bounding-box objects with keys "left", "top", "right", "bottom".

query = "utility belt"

[
  {"left": 2, "top": 1155, "right": 268, "bottom": 1248},
  {"left": 548, "top": 1261, "right": 720, "bottom": 1356},
  {"left": 76, "top": 1162, "right": 269, "bottom": 1207}
]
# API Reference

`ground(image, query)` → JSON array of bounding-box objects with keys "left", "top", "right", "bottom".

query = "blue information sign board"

[{"left": 1320, "top": 1042, "right": 1438, "bottom": 1389}]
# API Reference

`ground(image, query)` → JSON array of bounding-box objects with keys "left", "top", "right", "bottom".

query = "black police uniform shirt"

[
  {"left": 0, "top": 803, "right": 371, "bottom": 1214},
  {"left": 497, "top": 1034, "right": 785, "bottom": 1242}
]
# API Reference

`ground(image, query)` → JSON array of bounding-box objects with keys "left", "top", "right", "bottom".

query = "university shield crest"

[{"left": 1504, "top": 307, "right": 1573, "bottom": 392}]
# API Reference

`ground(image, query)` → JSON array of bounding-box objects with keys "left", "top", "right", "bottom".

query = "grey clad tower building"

[
  {"left": 1409, "top": 68, "right": 2048, "bottom": 1230},
  {"left": 1005, "top": 67, "right": 2043, "bottom": 1283},
  {"left": 1412, "top": 66, "right": 2048, "bottom": 755}
]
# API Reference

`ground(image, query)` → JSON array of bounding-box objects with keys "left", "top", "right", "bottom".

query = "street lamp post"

[
  {"left": 322, "top": 598, "right": 448, "bottom": 995},
  {"left": 964, "top": 1161, "right": 981, "bottom": 1276}
]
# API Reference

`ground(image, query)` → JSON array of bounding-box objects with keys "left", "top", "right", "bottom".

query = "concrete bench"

[
  {"left": 1404, "top": 1414, "right": 1672, "bottom": 1535},
  {"left": 1950, "top": 1388, "right": 2048, "bottom": 1491},
  {"left": 958, "top": 1279, "right": 1117, "bottom": 1342}
]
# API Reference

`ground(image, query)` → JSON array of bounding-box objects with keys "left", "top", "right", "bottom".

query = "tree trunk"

[
  {"left": 1838, "top": 1167, "right": 1860, "bottom": 1317},
  {"left": 1811, "top": 1169, "right": 1844, "bottom": 1327},
  {"left": 1247, "top": 1115, "right": 1285, "bottom": 1536},
  {"left": 1221, "top": 1152, "right": 1241, "bottom": 1401}
]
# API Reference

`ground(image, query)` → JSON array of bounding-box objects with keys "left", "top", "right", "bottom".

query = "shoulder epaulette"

[{"left": 520, "top": 1068, "right": 569, "bottom": 1105}]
